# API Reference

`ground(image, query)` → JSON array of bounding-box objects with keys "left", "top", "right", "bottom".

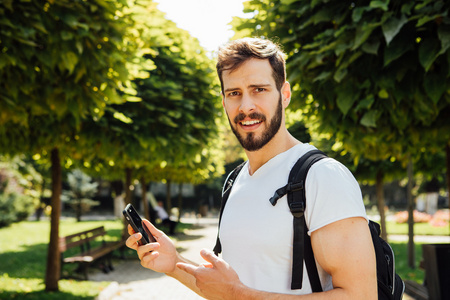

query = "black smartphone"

[{"left": 123, "top": 203, "right": 156, "bottom": 245}]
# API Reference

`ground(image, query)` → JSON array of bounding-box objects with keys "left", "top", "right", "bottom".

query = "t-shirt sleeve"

[{"left": 304, "top": 158, "right": 368, "bottom": 235}]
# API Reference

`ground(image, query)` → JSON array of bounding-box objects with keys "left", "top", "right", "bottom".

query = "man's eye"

[
  {"left": 228, "top": 91, "right": 240, "bottom": 97},
  {"left": 255, "top": 88, "right": 265, "bottom": 92}
]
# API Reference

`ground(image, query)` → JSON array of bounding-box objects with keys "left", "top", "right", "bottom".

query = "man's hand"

[
  {"left": 125, "top": 219, "right": 178, "bottom": 274},
  {"left": 177, "top": 249, "right": 244, "bottom": 300}
]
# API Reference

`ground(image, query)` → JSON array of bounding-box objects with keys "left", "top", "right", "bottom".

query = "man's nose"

[{"left": 239, "top": 94, "right": 256, "bottom": 114}]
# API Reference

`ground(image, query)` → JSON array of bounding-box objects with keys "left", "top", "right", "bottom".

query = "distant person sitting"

[{"left": 154, "top": 201, "right": 177, "bottom": 235}]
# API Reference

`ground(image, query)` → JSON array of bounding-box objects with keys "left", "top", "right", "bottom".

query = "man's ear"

[
  {"left": 221, "top": 92, "right": 225, "bottom": 108},
  {"left": 281, "top": 81, "right": 291, "bottom": 108}
]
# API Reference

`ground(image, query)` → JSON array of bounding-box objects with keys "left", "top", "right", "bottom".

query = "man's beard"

[{"left": 228, "top": 95, "right": 283, "bottom": 152}]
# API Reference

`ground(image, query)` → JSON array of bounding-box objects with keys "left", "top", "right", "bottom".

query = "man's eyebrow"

[
  {"left": 248, "top": 84, "right": 271, "bottom": 89},
  {"left": 224, "top": 87, "right": 240, "bottom": 93},
  {"left": 224, "top": 84, "right": 271, "bottom": 93}
]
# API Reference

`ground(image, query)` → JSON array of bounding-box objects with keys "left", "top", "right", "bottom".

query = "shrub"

[
  {"left": 0, "top": 192, "right": 35, "bottom": 228},
  {"left": 395, "top": 210, "right": 432, "bottom": 224},
  {"left": 429, "top": 209, "right": 450, "bottom": 227},
  {"left": 13, "top": 193, "right": 35, "bottom": 221},
  {"left": 0, "top": 193, "right": 16, "bottom": 227}
]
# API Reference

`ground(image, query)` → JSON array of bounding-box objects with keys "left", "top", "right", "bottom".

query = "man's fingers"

[
  {"left": 125, "top": 232, "right": 142, "bottom": 250},
  {"left": 142, "top": 219, "right": 161, "bottom": 240},
  {"left": 200, "top": 249, "right": 221, "bottom": 266},
  {"left": 140, "top": 247, "right": 160, "bottom": 263},
  {"left": 127, "top": 224, "right": 135, "bottom": 235},
  {"left": 176, "top": 262, "right": 198, "bottom": 275},
  {"left": 137, "top": 243, "right": 160, "bottom": 259}
]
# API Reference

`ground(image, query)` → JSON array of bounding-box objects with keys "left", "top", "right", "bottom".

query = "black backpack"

[{"left": 213, "top": 150, "right": 405, "bottom": 299}]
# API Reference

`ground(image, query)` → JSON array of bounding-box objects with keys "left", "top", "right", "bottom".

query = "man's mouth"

[{"left": 240, "top": 120, "right": 262, "bottom": 126}]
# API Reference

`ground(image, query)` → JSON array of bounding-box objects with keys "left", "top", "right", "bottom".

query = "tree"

[
  {"left": 234, "top": 0, "right": 450, "bottom": 268},
  {"left": 75, "top": 2, "right": 223, "bottom": 221},
  {"left": 63, "top": 169, "right": 99, "bottom": 222},
  {"left": 0, "top": 0, "right": 141, "bottom": 291}
]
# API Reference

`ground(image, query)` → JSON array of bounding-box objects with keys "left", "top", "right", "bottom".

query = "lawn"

[
  {"left": 385, "top": 220, "right": 449, "bottom": 284},
  {"left": 0, "top": 218, "right": 127, "bottom": 300},
  {"left": 386, "top": 220, "right": 449, "bottom": 236}
]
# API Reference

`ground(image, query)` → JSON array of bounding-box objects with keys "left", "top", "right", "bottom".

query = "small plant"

[
  {"left": 0, "top": 167, "right": 35, "bottom": 228},
  {"left": 63, "top": 170, "right": 99, "bottom": 222},
  {"left": 429, "top": 209, "right": 450, "bottom": 227},
  {"left": 395, "top": 210, "right": 432, "bottom": 224}
]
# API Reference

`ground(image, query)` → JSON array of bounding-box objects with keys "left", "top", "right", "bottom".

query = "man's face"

[{"left": 221, "top": 59, "right": 286, "bottom": 152}]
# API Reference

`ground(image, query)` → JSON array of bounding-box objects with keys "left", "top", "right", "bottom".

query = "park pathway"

[{"left": 92, "top": 217, "right": 218, "bottom": 300}]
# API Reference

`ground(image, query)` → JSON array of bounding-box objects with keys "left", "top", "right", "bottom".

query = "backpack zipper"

[{"left": 386, "top": 242, "right": 395, "bottom": 295}]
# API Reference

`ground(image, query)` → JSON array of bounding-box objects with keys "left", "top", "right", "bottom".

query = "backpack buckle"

[
  {"left": 288, "top": 181, "right": 304, "bottom": 192},
  {"left": 289, "top": 201, "right": 304, "bottom": 218},
  {"left": 269, "top": 181, "right": 304, "bottom": 206}
]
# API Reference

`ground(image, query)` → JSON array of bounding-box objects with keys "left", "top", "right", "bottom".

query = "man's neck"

[{"left": 245, "top": 130, "right": 300, "bottom": 175}]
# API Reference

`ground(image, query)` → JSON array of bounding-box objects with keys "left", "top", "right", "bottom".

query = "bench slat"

[
  {"left": 59, "top": 226, "right": 124, "bottom": 280},
  {"left": 59, "top": 226, "right": 107, "bottom": 252}
]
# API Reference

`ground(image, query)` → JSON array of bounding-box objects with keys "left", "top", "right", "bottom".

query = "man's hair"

[{"left": 216, "top": 37, "right": 286, "bottom": 93}]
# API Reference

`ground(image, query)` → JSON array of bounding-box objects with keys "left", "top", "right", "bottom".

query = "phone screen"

[{"left": 123, "top": 204, "right": 155, "bottom": 244}]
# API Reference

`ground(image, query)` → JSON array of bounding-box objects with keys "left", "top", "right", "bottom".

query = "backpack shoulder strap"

[
  {"left": 270, "top": 149, "right": 327, "bottom": 290},
  {"left": 213, "top": 161, "right": 246, "bottom": 256}
]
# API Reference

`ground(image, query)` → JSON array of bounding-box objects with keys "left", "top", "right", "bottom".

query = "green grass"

[
  {"left": 386, "top": 220, "right": 449, "bottom": 236},
  {"left": 0, "top": 219, "right": 126, "bottom": 300},
  {"left": 391, "top": 241, "right": 425, "bottom": 284},
  {"left": 383, "top": 220, "right": 449, "bottom": 284}
]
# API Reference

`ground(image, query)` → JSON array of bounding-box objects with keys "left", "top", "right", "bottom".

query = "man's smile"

[{"left": 240, "top": 119, "right": 262, "bottom": 126}]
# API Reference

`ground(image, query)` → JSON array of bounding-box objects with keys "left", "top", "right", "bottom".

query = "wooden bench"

[
  {"left": 405, "top": 280, "right": 428, "bottom": 300},
  {"left": 59, "top": 226, "right": 125, "bottom": 280}
]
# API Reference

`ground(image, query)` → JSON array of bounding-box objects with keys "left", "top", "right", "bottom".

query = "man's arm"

[{"left": 177, "top": 217, "right": 377, "bottom": 300}]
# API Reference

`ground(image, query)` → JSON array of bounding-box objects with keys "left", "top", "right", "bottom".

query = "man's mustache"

[{"left": 233, "top": 112, "right": 267, "bottom": 124}]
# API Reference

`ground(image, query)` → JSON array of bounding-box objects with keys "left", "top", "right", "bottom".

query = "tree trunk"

[
  {"left": 446, "top": 142, "right": 450, "bottom": 233},
  {"left": 166, "top": 180, "right": 172, "bottom": 212},
  {"left": 177, "top": 183, "right": 183, "bottom": 222},
  {"left": 125, "top": 168, "right": 132, "bottom": 205},
  {"left": 122, "top": 168, "right": 132, "bottom": 238},
  {"left": 375, "top": 170, "right": 388, "bottom": 241},
  {"left": 76, "top": 199, "right": 82, "bottom": 222},
  {"left": 407, "top": 157, "right": 415, "bottom": 269},
  {"left": 45, "top": 148, "right": 62, "bottom": 291},
  {"left": 141, "top": 177, "right": 150, "bottom": 221},
  {"left": 111, "top": 180, "right": 124, "bottom": 218},
  {"left": 36, "top": 178, "right": 46, "bottom": 221}
]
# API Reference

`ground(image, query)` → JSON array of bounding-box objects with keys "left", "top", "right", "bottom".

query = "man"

[
  {"left": 154, "top": 200, "right": 177, "bottom": 235},
  {"left": 126, "top": 37, "right": 377, "bottom": 299}
]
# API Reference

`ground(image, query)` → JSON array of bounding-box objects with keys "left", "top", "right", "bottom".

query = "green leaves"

[
  {"left": 370, "top": 0, "right": 390, "bottom": 11},
  {"left": 424, "top": 71, "right": 446, "bottom": 104},
  {"left": 383, "top": 31, "right": 414, "bottom": 67},
  {"left": 382, "top": 14, "right": 408, "bottom": 45},
  {"left": 437, "top": 24, "right": 450, "bottom": 55},
  {"left": 60, "top": 51, "right": 78, "bottom": 74},
  {"left": 0, "top": 0, "right": 139, "bottom": 155},
  {"left": 336, "top": 83, "right": 358, "bottom": 115},
  {"left": 419, "top": 38, "right": 441, "bottom": 71},
  {"left": 234, "top": 0, "right": 450, "bottom": 165},
  {"left": 360, "top": 110, "right": 379, "bottom": 128}
]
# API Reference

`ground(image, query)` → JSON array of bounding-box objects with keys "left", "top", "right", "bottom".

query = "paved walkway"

[
  {"left": 91, "top": 217, "right": 448, "bottom": 300},
  {"left": 93, "top": 218, "right": 218, "bottom": 300}
]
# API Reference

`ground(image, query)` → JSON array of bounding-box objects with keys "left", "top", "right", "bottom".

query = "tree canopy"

[
  {"left": 76, "top": 2, "right": 223, "bottom": 186},
  {"left": 0, "top": 0, "right": 142, "bottom": 157},
  {"left": 233, "top": 0, "right": 450, "bottom": 163}
]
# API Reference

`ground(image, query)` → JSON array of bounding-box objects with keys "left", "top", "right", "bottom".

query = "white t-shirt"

[
  {"left": 155, "top": 206, "right": 169, "bottom": 220},
  {"left": 219, "top": 143, "right": 367, "bottom": 295}
]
